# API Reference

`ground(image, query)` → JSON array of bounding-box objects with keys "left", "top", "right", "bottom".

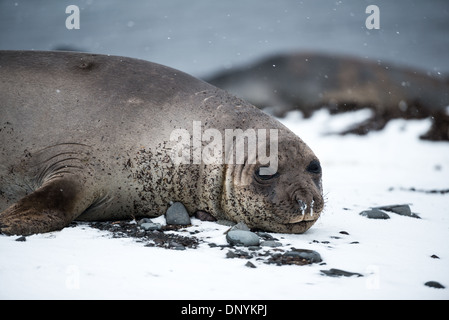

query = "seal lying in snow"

[
  {"left": 0, "top": 50, "right": 323, "bottom": 236},
  {"left": 207, "top": 52, "right": 449, "bottom": 141}
]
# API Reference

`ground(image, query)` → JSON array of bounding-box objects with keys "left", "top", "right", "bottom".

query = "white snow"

[{"left": 1, "top": 109, "right": 448, "bottom": 300}]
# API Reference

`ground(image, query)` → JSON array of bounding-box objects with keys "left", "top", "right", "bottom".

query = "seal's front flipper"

[{"left": 0, "top": 178, "right": 91, "bottom": 236}]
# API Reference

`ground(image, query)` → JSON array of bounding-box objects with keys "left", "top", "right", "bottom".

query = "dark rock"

[
  {"left": 15, "top": 236, "right": 26, "bottom": 242},
  {"left": 245, "top": 261, "right": 257, "bottom": 268},
  {"left": 165, "top": 202, "right": 191, "bottom": 225},
  {"left": 194, "top": 210, "right": 217, "bottom": 222},
  {"left": 267, "top": 249, "right": 322, "bottom": 266},
  {"left": 425, "top": 281, "right": 445, "bottom": 289},
  {"left": 359, "top": 209, "right": 390, "bottom": 219},
  {"left": 320, "top": 268, "right": 364, "bottom": 277}
]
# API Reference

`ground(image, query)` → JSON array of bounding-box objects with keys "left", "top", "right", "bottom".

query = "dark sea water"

[{"left": 1, "top": 0, "right": 448, "bottom": 77}]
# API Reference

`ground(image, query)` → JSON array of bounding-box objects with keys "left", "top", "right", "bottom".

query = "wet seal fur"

[{"left": 0, "top": 50, "right": 323, "bottom": 236}]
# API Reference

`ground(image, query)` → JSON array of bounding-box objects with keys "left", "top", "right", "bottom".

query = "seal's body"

[{"left": 0, "top": 51, "right": 323, "bottom": 235}]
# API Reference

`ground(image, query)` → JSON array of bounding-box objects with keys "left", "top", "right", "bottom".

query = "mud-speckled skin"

[{"left": 0, "top": 51, "right": 323, "bottom": 236}]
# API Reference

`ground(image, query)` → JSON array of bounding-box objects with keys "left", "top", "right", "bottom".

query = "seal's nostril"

[{"left": 297, "top": 200, "right": 307, "bottom": 215}]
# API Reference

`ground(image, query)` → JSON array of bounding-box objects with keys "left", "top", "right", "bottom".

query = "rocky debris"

[
  {"left": 360, "top": 204, "right": 421, "bottom": 219},
  {"left": 86, "top": 218, "right": 324, "bottom": 267},
  {"left": 374, "top": 204, "right": 421, "bottom": 219},
  {"left": 89, "top": 220, "right": 200, "bottom": 250},
  {"left": 267, "top": 249, "right": 322, "bottom": 266},
  {"left": 165, "top": 202, "right": 191, "bottom": 225},
  {"left": 320, "top": 268, "right": 364, "bottom": 277},
  {"left": 225, "top": 247, "right": 323, "bottom": 267},
  {"left": 399, "top": 187, "right": 449, "bottom": 195}
]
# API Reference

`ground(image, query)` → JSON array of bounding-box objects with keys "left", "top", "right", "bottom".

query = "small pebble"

[
  {"left": 245, "top": 261, "right": 257, "bottom": 268},
  {"left": 359, "top": 209, "right": 390, "bottom": 219},
  {"left": 226, "top": 230, "right": 260, "bottom": 247},
  {"left": 15, "top": 236, "right": 26, "bottom": 242},
  {"left": 138, "top": 218, "right": 153, "bottom": 225},
  {"left": 165, "top": 202, "right": 191, "bottom": 225}
]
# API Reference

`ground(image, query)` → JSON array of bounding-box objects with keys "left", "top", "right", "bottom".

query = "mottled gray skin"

[{"left": 0, "top": 51, "right": 323, "bottom": 236}]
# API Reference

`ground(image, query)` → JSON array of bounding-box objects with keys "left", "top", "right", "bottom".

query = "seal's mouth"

[
  {"left": 283, "top": 199, "right": 321, "bottom": 224},
  {"left": 289, "top": 200, "right": 321, "bottom": 224}
]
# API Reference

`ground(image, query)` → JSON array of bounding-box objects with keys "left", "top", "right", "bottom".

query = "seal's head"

[{"left": 221, "top": 133, "right": 324, "bottom": 234}]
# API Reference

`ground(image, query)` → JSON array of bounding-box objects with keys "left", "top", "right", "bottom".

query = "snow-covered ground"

[
  {"left": 1, "top": 110, "right": 448, "bottom": 300},
  {"left": 1, "top": 0, "right": 448, "bottom": 301}
]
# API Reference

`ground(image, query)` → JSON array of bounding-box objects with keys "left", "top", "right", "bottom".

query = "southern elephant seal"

[
  {"left": 0, "top": 50, "right": 323, "bottom": 236},
  {"left": 207, "top": 52, "right": 449, "bottom": 141}
]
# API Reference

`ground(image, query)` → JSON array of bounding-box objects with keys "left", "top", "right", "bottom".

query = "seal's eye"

[
  {"left": 306, "top": 160, "right": 321, "bottom": 174},
  {"left": 255, "top": 167, "right": 280, "bottom": 181}
]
